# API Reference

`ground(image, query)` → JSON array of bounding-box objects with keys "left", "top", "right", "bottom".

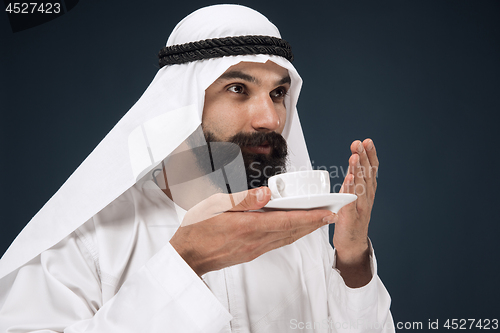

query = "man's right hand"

[{"left": 169, "top": 187, "right": 337, "bottom": 276}]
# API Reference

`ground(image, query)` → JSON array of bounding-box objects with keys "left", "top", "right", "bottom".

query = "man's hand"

[
  {"left": 169, "top": 187, "right": 336, "bottom": 277},
  {"left": 334, "top": 138, "right": 379, "bottom": 288}
]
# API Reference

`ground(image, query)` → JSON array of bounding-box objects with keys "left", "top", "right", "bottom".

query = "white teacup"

[{"left": 268, "top": 170, "right": 330, "bottom": 200}]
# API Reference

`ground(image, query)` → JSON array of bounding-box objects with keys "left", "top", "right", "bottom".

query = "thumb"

[
  {"left": 181, "top": 187, "right": 271, "bottom": 227},
  {"left": 228, "top": 187, "right": 271, "bottom": 212}
]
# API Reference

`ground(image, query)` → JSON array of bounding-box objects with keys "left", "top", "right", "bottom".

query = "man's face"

[{"left": 202, "top": 60, "right": 291, "bottom": 188}]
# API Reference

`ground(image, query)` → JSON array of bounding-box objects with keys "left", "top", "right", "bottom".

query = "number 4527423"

[
  {"left": 443, "top": 319, "right": 498, "bottom": 330},
  {"left": 5, "top": 3, "right": 61, "bottom": 14}
]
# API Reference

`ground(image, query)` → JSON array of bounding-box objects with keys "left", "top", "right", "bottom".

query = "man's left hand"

[{"left": 333, "top": 138, "right": 379, "bottom": 287}]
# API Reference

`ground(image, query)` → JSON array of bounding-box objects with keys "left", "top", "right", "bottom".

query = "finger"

[
  {"left": 363, "top": 138, "right": 379, "bottom": 175},
  {"left": 339, "top": 170, "right": 352, "bottom": 194},
  {"left": 202, "top": 187, "right": 271, "bottom": 214},
  {"left": 362, "top": 139, "right": 378, "bottom": 196},
  {"left": 182, "top": 188, "right": 270, "bottom": 226},
  {"left": 254, "top": 209, "right": 335, "bottom": 232},
  {"left": 350, "top": 140, "right": 362, "bottom": 155},
  {"left": 340, "top": 162, "right": 358, "bottom": 215},
  {"left": 351, "top": 154, "right": 368, "bottom": 204},
  {"left": 359, "top": 140, "right": 374, "bottom": 179},
  {"left": 339, "top": 168, "right": 354, "bottom": 194},
  {"left": 228, "top": 187, "right": 271, "bottom": 212}
]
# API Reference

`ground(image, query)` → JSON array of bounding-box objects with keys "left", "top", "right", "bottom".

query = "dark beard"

[{"left": 204, "top": 130, "right": 288, "bottom": 189}]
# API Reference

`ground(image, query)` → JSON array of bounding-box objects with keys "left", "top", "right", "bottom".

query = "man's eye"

[
  {"left": 271, "top": 87, "right": 288, "bottom": 99},
  {"left": 228, "top": 85, "right": 245, "bottom": 94}
]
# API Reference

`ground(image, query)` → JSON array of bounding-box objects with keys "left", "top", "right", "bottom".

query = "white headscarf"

[{"left": 0, "top": 4, "right": 312, "bottom": 280}]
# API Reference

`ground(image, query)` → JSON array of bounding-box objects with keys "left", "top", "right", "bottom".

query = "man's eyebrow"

[
  {"left": 277, "top": 75, "right": 291, "bottom": 86},
  {"left": 217, "top": 71, "right": 291, "bottom": 86},
  {"left": 218, "top": 71, "right": 257, "bottom": 83}
]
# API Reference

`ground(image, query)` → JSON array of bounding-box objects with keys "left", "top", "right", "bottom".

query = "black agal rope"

[{"left": 158, "top": 35, "right": 293, "bottom": 68}]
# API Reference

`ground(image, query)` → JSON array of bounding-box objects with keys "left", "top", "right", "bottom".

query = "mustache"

[{"left": 227, "top": 132, "right": 287, "bottom": 155}]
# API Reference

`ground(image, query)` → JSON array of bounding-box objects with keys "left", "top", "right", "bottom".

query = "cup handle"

[{"left": 268, "top": 176, "right": 284, "bottom": 199}]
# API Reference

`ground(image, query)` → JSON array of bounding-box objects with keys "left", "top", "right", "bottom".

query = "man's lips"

[{"left": 244, "top": 142, "right": 271, "bottom": 155}]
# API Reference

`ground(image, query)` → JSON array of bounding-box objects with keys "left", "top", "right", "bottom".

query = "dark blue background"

[{"left": 1, "top": 0, "right": 499, "bottom": 330}]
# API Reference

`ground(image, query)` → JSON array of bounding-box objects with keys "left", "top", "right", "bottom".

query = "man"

[{"left": 0, "top": 5, "right": 394, "bottom": 332}]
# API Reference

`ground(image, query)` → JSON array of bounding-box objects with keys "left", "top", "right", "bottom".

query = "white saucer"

[{"left": 263, "top": 193, "right": 357, "bottom": 212}]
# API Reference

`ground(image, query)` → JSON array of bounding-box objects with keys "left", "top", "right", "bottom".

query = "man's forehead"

[{"left": 215, "top": 61, "right": 290, "bottom": 85}]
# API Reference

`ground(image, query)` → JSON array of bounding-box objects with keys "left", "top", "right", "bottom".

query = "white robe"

[{"left": 0, "top": 179, "right": 394, "bottom": 332}]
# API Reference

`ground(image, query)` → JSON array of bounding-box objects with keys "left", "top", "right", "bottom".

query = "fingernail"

[
  {"left": 357, "top": 143, "right": 364, "bottom": 154},
  {"left": 323, "top": 214, "right": 338, "bottom": 224},
  {"left": 366, "top": 140, "right": 374, "bottom": 151},
  {"left": 256, "top": 188, "right": 265, "bottom": 202}
]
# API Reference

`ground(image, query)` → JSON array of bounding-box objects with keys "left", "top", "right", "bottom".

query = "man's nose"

[{"left": 250, "top": 94, "right": 281, "bottom": 132}]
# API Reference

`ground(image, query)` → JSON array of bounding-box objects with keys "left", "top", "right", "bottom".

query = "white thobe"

[{"left": 0, "top": 179, "right": 394, "bottom": 332}]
